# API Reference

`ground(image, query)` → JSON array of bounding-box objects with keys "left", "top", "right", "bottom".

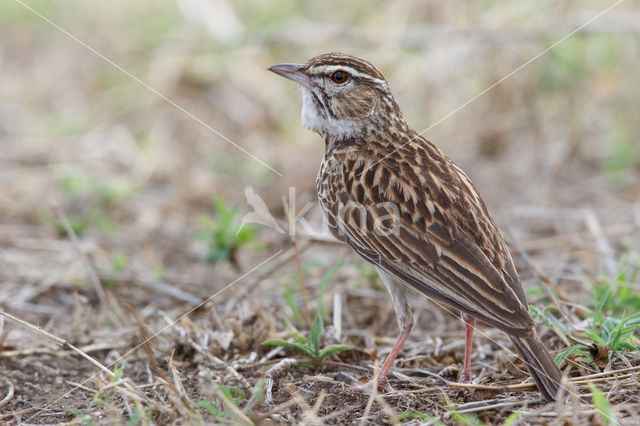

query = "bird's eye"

[{"left": 331, "top": 70, "right": 349, "bottom": 84}]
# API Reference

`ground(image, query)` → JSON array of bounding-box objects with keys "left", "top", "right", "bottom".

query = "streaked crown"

[{"left": 269, "top": 53, "right": 407, "bottom": 141}]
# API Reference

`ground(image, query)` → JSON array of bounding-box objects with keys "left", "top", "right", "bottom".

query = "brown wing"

[{"left": 319, "top": 137, "right": 534, "bottom": 336}]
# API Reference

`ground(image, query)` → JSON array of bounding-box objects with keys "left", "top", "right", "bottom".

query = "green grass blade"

[
  {"left": 319, "top": 344, "right": 351, "bottom": 360},
  {"left": 262, "top": 339, "right": 315, "bottom": 358},
  {"left": 585, "top": 330, "right": 606, "bottom": 346},
  {"left": 503, "top": 410, "right": 521, "bottom": 426},
  {"left": 396, "top": 411, "right": 445, "bottom": 424},
  {"left": 310, "top": 314, "right": 323, "bottom": 358},
  {"left": 555, "top": 344, "right": 589, "bottom": 366},
  {"left": 589, "top": 383, "right": 616, "bottom": 425},
  {"left": 283, "top": 317, "right": 308, "bottom": 345}
]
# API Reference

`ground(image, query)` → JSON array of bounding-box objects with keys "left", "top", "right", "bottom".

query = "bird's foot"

[{"left": 459, "top": 371, "right": 472, "bottom": 383}]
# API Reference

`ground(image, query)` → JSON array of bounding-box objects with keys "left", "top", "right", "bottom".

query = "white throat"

[{"left": 300, "top": 87, "right": 359, "bottom": 140}]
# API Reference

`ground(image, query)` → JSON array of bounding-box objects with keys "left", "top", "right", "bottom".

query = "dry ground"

[{"left": 1, "top": 1, "right": 640, "bottom": 424}]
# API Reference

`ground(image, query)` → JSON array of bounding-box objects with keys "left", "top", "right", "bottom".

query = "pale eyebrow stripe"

[{"left": 310, "top": 65, "right": 387, "bottom": 86}]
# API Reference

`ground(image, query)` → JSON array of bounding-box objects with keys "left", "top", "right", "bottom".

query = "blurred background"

[
  {"left": 1, "top": 0, "right": 639, "bottom": 421},
  {"left": 2, "top": 0, "right": 639, "bottom": 294},
  {"left": 2, "top": 3, "right": 638, "bottom": 239}
]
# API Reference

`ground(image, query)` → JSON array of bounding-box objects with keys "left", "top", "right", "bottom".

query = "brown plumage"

[{"left": 269, "top": 53, "right": 563, "bottom": 401}]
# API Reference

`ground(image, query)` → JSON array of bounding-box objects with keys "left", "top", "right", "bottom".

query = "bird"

[{"left": 268, "top": 53, "right": 563, "bottom": 401}]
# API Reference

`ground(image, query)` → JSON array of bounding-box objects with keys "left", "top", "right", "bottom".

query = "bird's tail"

[{"left": 510, "top": 333, "right": 563, "bottom": 402}]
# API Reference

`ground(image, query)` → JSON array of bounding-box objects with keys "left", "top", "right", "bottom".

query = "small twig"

[
  {"left": 149, "top": 350, "right": 200, "bottom": 420},
  {"left": 456, "top": 397, "right": 518, "bottom": 409},
  {"left": 264, "top": 358, "right": 297, "bottom": 405},
  {"left": 0, "top": 310, "right": 115, "bottom": 379},
  {"left": 0, "top": 378, "right": 14, "bottom": 408},
  {"left": 323, "top": 360, "right": 372, "bottom": 374},
  {"left": 168, "top": 353, "right": 193, "bottom": 412},
  {"left": 446, "top": 365, "right": 640, "bottom": 393},
  {"left": 359, "top": 359, "right": 380, "bottom": 425},
  {"left": 333, "top": 292, "right": 342, "bottom": 341},
  {"left": 0, "top": 347, "right": 59, "bottom": 357},
  {"left": 0, "top": 406, "right": 39, "bottom": 421},
  {"left": 127, "top": 302, "right": 159, "bottom": 371},
  {"left": 456, "top": 398, "right": 537, "bottom": 414},
  {"left": 403, "top": 368, "right": 450, "bottom": 385},
  {"left": 144, "top": 362, "right": 154, "bottom": 386},
  {"left": 64, "top": 380, "right": 97, "bottom": 394},
  {"left": 569, "top": 365, "right": 640, "bottom": 381},
  {"left": 97, "top": 376, "right": 152, "bottom": 407},
  {"left": 310, "top": 390, "right": 326, "bottom": 413},
  {"left": 447, "top": 381, "right": 535, "bottom": 391}
]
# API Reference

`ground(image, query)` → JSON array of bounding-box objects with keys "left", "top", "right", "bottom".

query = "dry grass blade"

[
  {"left": 167, "top": 353, "right": 199, "bottom": 419},
  {"left": 64, "top": 381, "right": 97, "bottom": 394},
  {"left": 456, "top": 398, "right": 536, "bottom": 414},
  {"left": 50, "top": 202, "right": 125, "bottom": 328},
  {"left": 445, "top": 367, "right": 638, "bottom": 393},
  {"left": 569, "top": 365, "right": 640, "bottom": 383},
  {"left": 0, "top": 310, "right": 115, "bottom": 379},
  {"left": 0, "top": 378, "right": 14, "bottom": 408},
  {"left": 359, "top": 360, "right": 402, "bottom": 425},
  {"left": 127, "top": 302, "right": 159, "bottom": 370}
]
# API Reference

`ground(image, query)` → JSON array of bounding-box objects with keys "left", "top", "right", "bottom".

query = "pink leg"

[
  {"left": 350, "top": 323, "right": 413, "bottom": 393},
  {"left": 460, "top": 315, "right": 476, "bottom": 383},
  {"left": 365, "top": 268, "right": 415, "bottom": 393},
  {"left": 376, "top": 323, "right": 413, "bottom": 392}
]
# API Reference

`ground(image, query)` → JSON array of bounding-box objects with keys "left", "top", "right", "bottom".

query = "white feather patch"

[{"left": 300, "top": 87, "right": 360, "bottom": 139}]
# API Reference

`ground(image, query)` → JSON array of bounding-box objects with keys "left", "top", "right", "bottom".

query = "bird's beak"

[{"left": 268, "top": 63, "right": 311, "bottom": 87}]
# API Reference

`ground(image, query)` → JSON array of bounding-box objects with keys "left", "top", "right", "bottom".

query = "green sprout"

[
  {"left": 262, "top": 314, "right": 350, "bottom": 366},
  {"left": 532, "top": 252, "right": 640, "bottom": 367},
  {"left": 589, "top": 383, "right": 616, "bottom": 425},
  {"left": 443, "top": 395, "right": 484, "bottom": 425},
  {"left": 195, "top": 195, "right": 257, "bottom": 265},
  {"left": 92, "top": 359, "right": 128, "bottom": 406},
  {"left": 193, "top": 385, "right": 246, "bottom": 420},
  {"left": 555, "top": 312, "right": 640, "bottom": 366},
  {"left": 396, "top": 411, "right": 445, "bottom": 424},
  {"left": 193, "top": 373, "right": 264, "bottom": 424}
]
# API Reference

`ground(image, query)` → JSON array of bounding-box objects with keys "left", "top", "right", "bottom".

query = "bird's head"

[{"left": 269, "top": 53, "right": 405, "bottom": 142}]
